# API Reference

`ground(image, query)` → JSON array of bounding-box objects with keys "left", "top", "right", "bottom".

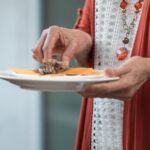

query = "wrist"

[{"left": 144, "top": 58, "right": 150, "bottom": 81}]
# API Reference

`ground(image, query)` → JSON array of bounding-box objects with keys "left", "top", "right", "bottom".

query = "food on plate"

[
  {"left": 10, "top": 59, "right": 103, "bottom": 76},
  {"left": 11, "top": 67, "right": 103, "bottom": 76},
  {"left": 38, "top": 59, "right": 68, "bottom": 75},
  {"left": 60, "top": 68, "right": 101, "bottom": 75},
  {"left": 10, "top": 68, "right": 39, "bottom": 75}
]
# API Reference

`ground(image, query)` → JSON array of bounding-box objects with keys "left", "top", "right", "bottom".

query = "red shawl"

[{"left": 74, "top": 0, "right": 150, "bottom": 150}]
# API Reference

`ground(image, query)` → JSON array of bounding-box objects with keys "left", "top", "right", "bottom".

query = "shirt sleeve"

[{"left": 74, "top": 0, "right": 91, "bottom": 35}]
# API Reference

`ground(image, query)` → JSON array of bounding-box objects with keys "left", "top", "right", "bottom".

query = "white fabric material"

[{"left": 91, "top": 0, "right": 142, "bottom": 150}]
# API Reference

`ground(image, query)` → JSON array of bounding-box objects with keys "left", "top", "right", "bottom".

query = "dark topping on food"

[{"left": 38, "top": 59, "right": 68, "bottom": 75}]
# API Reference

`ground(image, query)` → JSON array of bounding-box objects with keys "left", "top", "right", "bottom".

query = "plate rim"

[{"left": 0, "top": 70, "right": 120, "bottom": 83}]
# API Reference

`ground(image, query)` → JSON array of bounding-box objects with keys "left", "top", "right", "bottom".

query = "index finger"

[{"left": 42, "top": 26, "right": 65, "bottom": 62}]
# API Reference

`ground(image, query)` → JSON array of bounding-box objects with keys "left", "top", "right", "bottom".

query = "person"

[{"left": 32, "top": 0, "right": 150, "bottom": 149}]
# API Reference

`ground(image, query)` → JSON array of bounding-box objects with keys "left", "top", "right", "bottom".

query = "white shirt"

[{"left": 91, "top": 0, "right": 142, "bottom": 149}]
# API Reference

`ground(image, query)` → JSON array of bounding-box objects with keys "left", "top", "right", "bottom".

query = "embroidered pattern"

[{"left": 91, "top": 0, "right": 142, "bottom": 150}]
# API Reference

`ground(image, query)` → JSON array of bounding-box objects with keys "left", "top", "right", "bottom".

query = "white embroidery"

[{"left": 91, "top": 0, "right": 142, "bottom": 150}]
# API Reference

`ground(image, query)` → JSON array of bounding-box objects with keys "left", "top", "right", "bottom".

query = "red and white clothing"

[
  {"left": 74, "top": 0, "right": 150, "bottom": 150},
  {"left": 92, "top": 0, "right": 142, "bottom": 149}
]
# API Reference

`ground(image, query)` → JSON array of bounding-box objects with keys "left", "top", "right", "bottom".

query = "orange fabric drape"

[
  {"left": 75, "top": 0, "right": 150, "bottom": 150},
  {"left": 75, "top": 0, "right": 95, "bottom": 149}
]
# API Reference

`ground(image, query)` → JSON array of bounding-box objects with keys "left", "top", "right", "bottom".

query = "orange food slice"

[
  {"left": 11, "top": 68, "right": 39, "bottom": 75},
  {"left": 11, "top": 68, "right": 103, "bottom": 76},
  {"left": 60, "top": 68, "right": 102, "bottom": 75}
]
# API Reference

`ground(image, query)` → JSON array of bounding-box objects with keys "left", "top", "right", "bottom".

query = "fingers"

[
  {"left": 82, "top": 77, "right": 130, "bottom": 96},
  {"left": 32, "top": 26, "right": 79, "bottom": 65},
  {"left": 80, "top": 83, "right": 133, "bottom": 101},
  {"left": 89, "top": 79, "right": 128, "bottom": 92},
  {"left": 42, "top": 26, "right": 65, "bottom": 62},
  {"left": 32, "top": 26, "right": 66, "bottom": 63},
  {"left": 32, "top": 29, "right": 47, "bottom": 63},
  {"left": 80, "top": 58, "right": 145, "bottom": 101}
]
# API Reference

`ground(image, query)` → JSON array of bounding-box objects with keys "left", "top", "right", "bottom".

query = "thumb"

[{"left": 104, "top": 66, "right": 129, "bottom": 77}]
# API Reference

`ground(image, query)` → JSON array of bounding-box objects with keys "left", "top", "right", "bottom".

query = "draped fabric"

[{"left": 75, "top": 0, "right": 150, "bottom": 150}]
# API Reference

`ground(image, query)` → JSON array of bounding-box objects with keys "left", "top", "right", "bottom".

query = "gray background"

[
  {"left": 43, "top": 0, "right": 85, "bottom": 150},
  {"left": 0, "top": 0, "right": 85, "bottom": 150},
  {"left": 0, "top": 0, "right": 43, "bottom": 150}
]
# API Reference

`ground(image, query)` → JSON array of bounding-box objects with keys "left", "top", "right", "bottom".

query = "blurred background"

[{"left": 0, "top": 0, "right": 84, "bottom": 150}]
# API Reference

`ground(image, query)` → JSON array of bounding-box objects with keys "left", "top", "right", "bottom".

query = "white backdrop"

[{"left": 0, "top": 0, "right": 42, "bottom": 150}]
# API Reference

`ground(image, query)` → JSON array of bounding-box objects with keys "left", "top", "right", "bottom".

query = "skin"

[
  {"left": 32, "top": 26, "right": 92, "bottom": 66},
  {"left": 81, "top": 56, "right": 150, "bottom": 100},
  {"left": 32, "top": 26, "right": 150, "bottom": 101}
]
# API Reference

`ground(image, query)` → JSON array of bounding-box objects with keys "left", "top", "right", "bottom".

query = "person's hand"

[
  {"left": 81, "top": 56, "right": 150, "bottom": 100},
  {"left": 32, "top": 26, "right": 92, "bottom": 66}
]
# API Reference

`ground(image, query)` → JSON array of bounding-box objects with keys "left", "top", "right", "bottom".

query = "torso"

[{"left": 91, "top": 0, "right": 143, "bottom": 149}]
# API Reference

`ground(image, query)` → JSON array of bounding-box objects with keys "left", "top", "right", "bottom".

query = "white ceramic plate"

[{"left": 0, "top": 70, "right": 119, "bottom": 92}]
